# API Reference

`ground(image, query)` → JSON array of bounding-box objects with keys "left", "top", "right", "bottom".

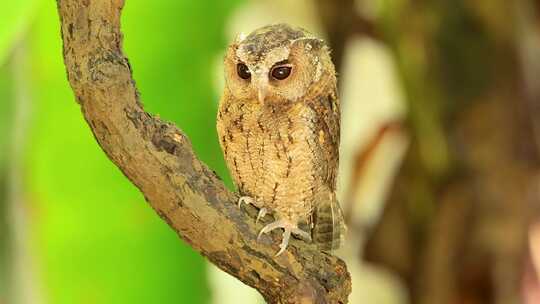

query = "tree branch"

[{"left": 55, "top": 1, "right": 350, "bottom": 303}]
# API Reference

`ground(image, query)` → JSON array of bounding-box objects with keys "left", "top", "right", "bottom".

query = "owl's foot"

[
  {"left": 256, "top": 208, "right": 267, "bottom": 224},
  {"left": 238, "top": 196, "right": 257, "bottom": 208},
  {"left": 257, "top": 219, "right": 312, "bottom": 256},
  {"left": 238, "top": 196, "right": 268, "bottom": 223}
]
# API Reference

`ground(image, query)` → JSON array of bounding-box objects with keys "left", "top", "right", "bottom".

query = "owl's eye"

[
  {"left": 271, "top": 66, "right": 292, "bottom": 80},
  {"left": 237, "top": 63, "right": 251, "bottom": 80}
]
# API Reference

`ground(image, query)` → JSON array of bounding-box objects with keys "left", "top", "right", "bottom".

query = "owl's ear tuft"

[
  {"left": 292, "top": 37, "right": 325, "bottom": 52},
  {"left": 234, "top": 32, "right": 247, "bottom": 44}
]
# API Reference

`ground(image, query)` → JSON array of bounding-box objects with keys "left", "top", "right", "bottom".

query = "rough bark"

[{"left": 55, "top": 1, "right": 350, "bottom": 303}]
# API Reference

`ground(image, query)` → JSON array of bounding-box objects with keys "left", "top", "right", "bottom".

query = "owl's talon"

[
  {"left": 295, "top": 229, "right": 312, "bottom": 242},
  {"left": 237, "top": 196, "right": 254, "bottom": 208},
  {"left": 238, "top": 197, "right": 268, "bottom": 224},
  {"left": 257, "top": 220, "right": 278, "bottom": 241},
  {"left": 257, "top": 219, "right": 311, "bottom": 256},
  {"left": 256, "top": 208, "right": 267, "bottom": 224},
  {"left": 276, "top": 228, "right": 292, "bottom": 256}
]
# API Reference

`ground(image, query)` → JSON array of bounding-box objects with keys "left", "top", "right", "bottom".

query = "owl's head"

[{"left": 224, "top": 24, "right": 335, "bottom": 104}]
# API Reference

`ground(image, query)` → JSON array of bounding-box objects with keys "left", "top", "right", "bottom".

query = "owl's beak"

[
  {"left": 258, "top": 87, "right": 268, "bottom": 103},
  {"left": 254, "top": 76, "right": 269, "bottom": 103}
]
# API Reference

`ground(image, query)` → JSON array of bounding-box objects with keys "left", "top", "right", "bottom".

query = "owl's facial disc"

[
  {"left": 257, "top": 61, "right": 292, "bottom": 102},
  {"left": 243, "top": 47, "right": 291, "bottom": 103},
  {"left": 252, "top": 61, "right": 293, "bottom": 103}
]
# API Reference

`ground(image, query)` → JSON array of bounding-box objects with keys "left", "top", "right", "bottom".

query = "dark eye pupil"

[
  {"left": 271, "top": 66, "right": 291, "bottom": 80},
  {"left": 237, "top": 63, "right": 251, "bottom": 80}
]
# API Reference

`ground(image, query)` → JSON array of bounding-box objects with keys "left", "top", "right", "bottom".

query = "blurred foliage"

[
  {"left": 121, "top": 0, "right": 238, "bottom": 181},
  {"left": 0, "top": 0, "right": 242, "bottom": 303},
  {"left": 0, "top": 63, "right": 14, "bottom": 169},
  {"left": 0, "top": 62, "right": 14, "bottom": 303},
  {"left": 0, "top": 0, "right": 40, "bottom": 65},
  {"left": 0, "top": 1, "right": 25, "bottom": 298}
]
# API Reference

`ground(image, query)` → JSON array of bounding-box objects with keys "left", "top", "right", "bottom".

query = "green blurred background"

[{"left": 1, "top": 0, "right": 242, "bottom": 303}]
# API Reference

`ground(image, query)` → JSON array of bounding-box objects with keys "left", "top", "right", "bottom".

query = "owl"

[{"left": 217, "top": 23, "right": 344, "bottom": 256}]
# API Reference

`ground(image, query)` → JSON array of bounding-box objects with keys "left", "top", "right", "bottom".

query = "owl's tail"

[{"left": 312, "top": 195, "right": 346, "bottom": 252}]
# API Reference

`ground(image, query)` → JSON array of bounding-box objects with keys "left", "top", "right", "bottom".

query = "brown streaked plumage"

[{"left": 217, "top": 23, "right": 344, "bottom": 255}]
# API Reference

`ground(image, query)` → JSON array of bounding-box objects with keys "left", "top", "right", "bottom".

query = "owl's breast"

[
  {"left": 217, "top": 99, "right": 266, "bottom": 196},
  {"left": 217, "top": 98, "right": 333, "bottom": 222},
  {"left": 255, "top": 102, "right": 328, "bottom": 220}
]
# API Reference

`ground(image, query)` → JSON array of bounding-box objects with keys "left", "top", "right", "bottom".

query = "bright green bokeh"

[
  {"left": 0, "top": 64, "right": 14, "bottom": 168},
  {"left": 0, "top": 62, "right": 14, "bottom": 303},
  {"left": 122, "top": 0, "right": 236, "bottom": 182},
  {"left": 0, "top": 0, "right": 40, "bottom": 65},
  {"left": 20, "top": 0, "right": 242, "bottom": 303}
]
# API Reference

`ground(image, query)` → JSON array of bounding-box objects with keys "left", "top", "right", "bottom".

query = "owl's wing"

[
  {"left": 309, "top": 88, "right": 346, "bottom": 251},
  {"left": 312, "top": 193, "right": 345, "bottom": 251}
]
